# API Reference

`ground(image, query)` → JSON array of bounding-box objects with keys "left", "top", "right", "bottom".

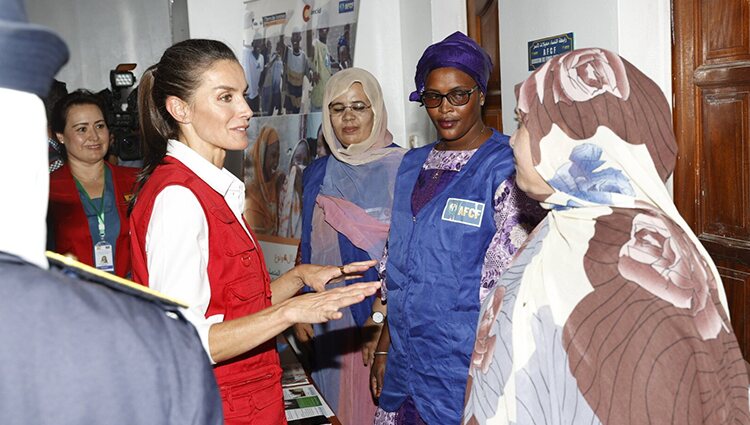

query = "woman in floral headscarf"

[{"left": 463, "top": 47, "right": 750, "bottom": 425}]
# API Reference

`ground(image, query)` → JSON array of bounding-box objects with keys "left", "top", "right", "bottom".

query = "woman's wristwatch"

[{"left": 371, "top": 311, "right": 386, "bottom": 324}]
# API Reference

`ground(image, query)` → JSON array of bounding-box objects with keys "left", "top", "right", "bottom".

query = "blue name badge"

[{"left": 441, "top": 198, "right": 485, "bottom": 227}]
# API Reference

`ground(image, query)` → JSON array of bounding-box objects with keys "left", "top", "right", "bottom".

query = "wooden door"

[
  {"left": 673, "top": 0, "right": 750, "bottom": 358},
  {"left": 466, "top": 0, "right": 502, "bottom": 132}
]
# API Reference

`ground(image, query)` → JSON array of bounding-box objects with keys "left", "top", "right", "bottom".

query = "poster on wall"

[{"left": 241, "top": 0, "right": 359, "bottom": 278}]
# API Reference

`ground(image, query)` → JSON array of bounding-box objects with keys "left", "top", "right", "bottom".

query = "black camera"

[{"left": 98, "top": 64, "right": 141, "bottom": 162}]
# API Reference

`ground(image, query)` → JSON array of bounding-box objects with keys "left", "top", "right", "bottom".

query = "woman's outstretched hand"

[
  {"left": 297, "top": 260, "right": 377, "bottom": 292},
  {"left": 282, "top": 280, "right": 381, "bottom": 324}
]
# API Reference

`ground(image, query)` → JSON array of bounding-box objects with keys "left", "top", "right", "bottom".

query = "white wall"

[
  {"left": 431, "top": 0, "right": 467, "bottom": 42},
  {"left": 498, "top": 0, "right": 671, "bottom": 131},
  {"left": 354, "top": 0, "right": 466, "bottom": 148},
  {"left": 617, "top": 0, "right": 672, "bottom": 101},
  {"left": 185, "top": 0, "right": 243, "bottom": 53},
  {"left": 354, "top": 0, "right": 410, "bottom": 147},
  {"left": 498, "top": 0, "right": 619, "bottom": 130},
  {"left": 25, "top": 0, "right": 173, "bottom": 92}
]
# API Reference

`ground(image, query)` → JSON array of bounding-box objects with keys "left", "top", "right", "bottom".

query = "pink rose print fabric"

[
  {"left": 564, "top": 206, "right": 747, "bottom": 424},
  {"left": 462, "top": 47, "right": 749, "bottom": 424},
  {"left": 517, "top": 48, "right": 676, "bottom": 183},
  {"left": 618, "top": 211, "right": 724, "bottom": 339},
  {"left": 469, "top": 286, "right": 505, "bottom": 374}
]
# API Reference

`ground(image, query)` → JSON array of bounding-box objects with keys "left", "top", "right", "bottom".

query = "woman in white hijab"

[{"left": 294, "top": 67, "right": 405, "bottom": 424}]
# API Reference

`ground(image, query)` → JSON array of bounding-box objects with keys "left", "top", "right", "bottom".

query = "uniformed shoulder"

[
  {"left": 490, "top": 129, "right": 510, "bottom": 144},
  {"left": 482, "top": 130, "right": 513, "bottom": 159},
  {"left": 46, "top": 251, "right": 187, "bottom": 310},
  {"left": 132, "top": 162, "right": 198, "bottom": 208},
  {"left": 483, "top": 130, "right": 511, "bottom": 152},
  {"left": 397, "top": 142, "right": 437, "bottom": 172}
]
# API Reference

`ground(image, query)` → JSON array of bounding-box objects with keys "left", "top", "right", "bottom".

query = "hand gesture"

[
  {"left": 293, "top": 322, "right": 314, "bottom": 344},
  {"left": 283, "top": 280, "right": 380, "bottom": 324},
  {"left": 297, "top": 260, "right": 377, "bottom": 293}
]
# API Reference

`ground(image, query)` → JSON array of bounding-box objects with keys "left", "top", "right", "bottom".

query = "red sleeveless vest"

[
  {"left": 48, "top": 163, "right": 136, "bottom": 277},
  {"left": 130, "top": 156, "right": 285, "bottom": 424}
]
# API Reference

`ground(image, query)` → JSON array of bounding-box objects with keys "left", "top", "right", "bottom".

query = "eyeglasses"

[
  {"left": 328, "top": 101, "right": 372, "bottom": 116},
  {"left": 420, "top": 86, "right": 479, "bottom": 108}
]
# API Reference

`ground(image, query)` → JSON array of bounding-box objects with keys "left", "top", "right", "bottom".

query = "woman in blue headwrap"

[{"left": 371, "top": 32, "right": 541, "bottom": 425}]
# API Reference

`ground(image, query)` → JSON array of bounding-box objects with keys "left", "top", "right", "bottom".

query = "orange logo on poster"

[{"left": 303, "top": 4, "right": 311, "bottom": 22}]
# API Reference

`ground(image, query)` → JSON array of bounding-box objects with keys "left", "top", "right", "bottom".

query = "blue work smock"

[
  {"left": 380, "top": 130, "right": 514, "bottom": 424},
  {"left": 299, "top": 155, "right": 378, "bottom": 327}
]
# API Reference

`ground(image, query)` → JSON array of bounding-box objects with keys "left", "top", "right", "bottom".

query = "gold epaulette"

[{"left": 46, "top": 251, "right": 188, "bottom": 309}]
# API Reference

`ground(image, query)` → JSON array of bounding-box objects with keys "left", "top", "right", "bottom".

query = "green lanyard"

[{"left": 74, "top": 173, "right": 107, "bottom": 240}]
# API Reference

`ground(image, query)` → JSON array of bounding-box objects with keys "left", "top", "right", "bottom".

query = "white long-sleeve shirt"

[{"left": 145, "top": 140, "right": 255, "bottom": 363}]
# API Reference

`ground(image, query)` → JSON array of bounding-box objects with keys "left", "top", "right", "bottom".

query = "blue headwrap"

[{"left": 409, "top": 31, "right": 493, "bottom": 102}]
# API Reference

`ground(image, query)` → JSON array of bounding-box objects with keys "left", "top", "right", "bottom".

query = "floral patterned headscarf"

[
  {"left": 513, "top": 48, "right": 727, "bottom": 320},
  {"left": 517, "top": 47, "right": 677, "bottom": 206},
  {"left": 463, "top": 48, "right": 748, "bottom": 425}
]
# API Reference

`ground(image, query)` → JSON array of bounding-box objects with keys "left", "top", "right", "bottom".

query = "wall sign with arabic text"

[{"left": 528, "top": 32, "right": 574, "bottom": 71}]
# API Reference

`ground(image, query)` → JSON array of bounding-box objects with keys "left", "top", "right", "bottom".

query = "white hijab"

[{"left": 321, "top": 67, "right": 397, "bottom": 165}]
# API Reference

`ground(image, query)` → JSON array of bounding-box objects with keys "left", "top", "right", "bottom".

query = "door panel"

[
  {"left": 674, "top": 0, "right": 750, "bottom": 358},
  {"left": 467, "top": 0, "right": 502, "bottom": 132},
  {"left": 718, "top": 262, "right": 750, "bottom": 358},
  {"left": 700, "top": 0, "right": 749, "bottom": 62},
  {"left": 701, "top": 88, "right": 749, "bottom": 238}
]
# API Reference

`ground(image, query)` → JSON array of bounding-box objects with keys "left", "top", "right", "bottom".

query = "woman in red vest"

[
  {"left": 129, "top": 39, "right": 379, "bottom": 425},
  {"left": 48, "top": 90, "right": 136, "bottom": 277}
]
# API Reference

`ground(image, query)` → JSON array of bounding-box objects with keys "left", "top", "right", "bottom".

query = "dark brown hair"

[
  {"left": 45, "top": 79, "right": 68, "bottom": 127},
  {"left": 132, "top": 39, "right": 238, "bottom": 208},
  {"left": 50, "top": 89, "right": 107, "bottom": 135}
]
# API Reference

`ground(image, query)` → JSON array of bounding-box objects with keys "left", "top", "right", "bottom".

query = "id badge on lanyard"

[
  {"left": 94, "top": 239, "right": 114, "bottom": 272},
  {"left": 76, "top": 175, "right": 114, "bottom": 272},
  {"left": 93, "top": 209, "right": 114, "bottom": 272}
]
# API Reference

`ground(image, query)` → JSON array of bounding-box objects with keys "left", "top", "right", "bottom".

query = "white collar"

[{"left": 166, "top": 139, "right": 242, "bottom": 197}]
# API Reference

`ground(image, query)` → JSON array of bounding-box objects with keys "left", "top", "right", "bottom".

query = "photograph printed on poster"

[
  {"left": 243, "top": 113, "right": 326, "bottom": 241},
  {"left": 241, "top": 0, "right": 358, "bottom": 117},
  {"left": 241, "top": 0, "right": 357, "bottom": 275}
]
